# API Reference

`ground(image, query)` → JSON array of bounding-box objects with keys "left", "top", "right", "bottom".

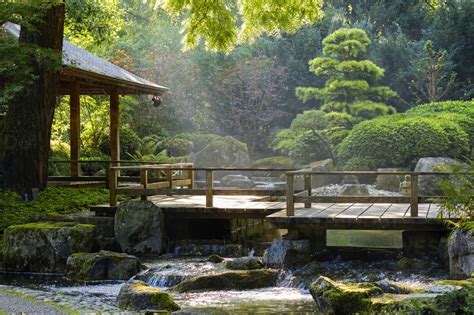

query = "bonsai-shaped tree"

[{"left": 296, "top": 28, "right": 397, "bottom": 121}]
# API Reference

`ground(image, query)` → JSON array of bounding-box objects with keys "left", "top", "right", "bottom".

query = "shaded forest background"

[{"left": 49, "top": 0, "right": 473, "bottom": 168}]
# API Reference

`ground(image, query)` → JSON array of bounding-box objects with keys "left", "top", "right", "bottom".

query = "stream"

[{"left": 0, "top": 253, "right": 448, "bottom": 314}]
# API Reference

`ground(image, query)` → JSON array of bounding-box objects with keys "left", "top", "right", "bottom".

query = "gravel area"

[{"left": 0, "top": 292, "right": 66, "bottom": 314}]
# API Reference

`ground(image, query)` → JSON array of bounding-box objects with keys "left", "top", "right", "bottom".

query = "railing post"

[
  {"left": 166, "top": 169, "right": 173, "bottom": 189},
  {"left": 206, "top": 170, "right": 213, "bottom": 207},
  {"left": 410, "top": 173, "right": 418, "bottom": 217},
  {"left": 304, "top": 174, "right": 311, "bottom": 208},
  {"left": 105, "top": 161, "right": 110, "bottom": 189},
  {"left": 286, "top": 173, "right": 295, "bottom": 216},
  {"left": 140, "top": 169, "right": 148, "bottom": 201},
  {"left": 109, "top": 168, "right": 118, "bottom": 207},
  {"left": 189, "top": 166, "right": 195, "bottom": 189}
]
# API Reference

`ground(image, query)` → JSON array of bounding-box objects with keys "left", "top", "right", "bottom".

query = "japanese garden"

[{"left": 0, "top": 0, "right": 473, "bottom": 314}]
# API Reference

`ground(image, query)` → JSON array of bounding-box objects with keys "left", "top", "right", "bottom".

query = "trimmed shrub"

[
  {"left": 338, "top": 114, "right": 469, "bottom": 170},
  {"left": 406, "top": 100, "right": 474, "bottom": 151}
]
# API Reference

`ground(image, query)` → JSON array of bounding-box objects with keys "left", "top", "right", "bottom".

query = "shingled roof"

[{"left": 3, "top": 22, "right": 168, "bottom": 95}]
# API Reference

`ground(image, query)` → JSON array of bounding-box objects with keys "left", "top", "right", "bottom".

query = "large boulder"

[
  {"left": 192, "top": 136, "right": 250, "bottom": 169},
  {"left": 225, "top": 257, "right": 264, "bottom": 270},
  {"left": 115, "top": 201, "right": 166, "bottom": 255},
  {"left": 309, "top": 276, "right": 382, "bottom": 314},
  {"left": 295, "top": 159, "right": 335, "bottom": 190},
  {"left": 3, "top": 222, "right": 95, "bottom": 273},
  {"left": 220, "top": 175, "right": 255, "bottom": 188},
  {"left": 116, "top": 280, "right": 180, "bottom": 312},
  {"left": 375, "top": 168, "right": 406, "bottom": 192},
  {"left": 414, "top": 157, "right": 465, "bottom": 196},
  {"left": 448, "top": 228, "right": 474, "bottom": 279},
  {"left": 170, "top": 269, "right": 278, "bottom": 293},
  {"left": 263, "top": 239, "right": 311, "bottom": 268},
  {"left": 66, "top": 250, "right": 142, "bottom": 281}
]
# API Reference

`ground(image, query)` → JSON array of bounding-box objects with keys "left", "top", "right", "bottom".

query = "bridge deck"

[
  {"left": 148, "top": 195, "right": 286, "bottom": 219},
  {"left": 266, "top": 203, "right": 456, "bottom": 230}
]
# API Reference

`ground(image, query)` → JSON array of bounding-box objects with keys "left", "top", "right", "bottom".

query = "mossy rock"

[
  {"left": 309, "top": 276, "right": 383, "bottom": 314},
  {"left": 225, "top": 257, "right": 264, "bottom": 270},
  {"left": 207, "top": 254, "right": 224, "bottom": 263},
  {"left": 3, "top": 221, "right": 95, "bottom": 273},
  {"left": 116, "top": 280, "right": 180, "bottom": 312},
  {"left": 192, "top": 136, "right": 250, "bottom": 168},
  {"left": 66, "top": 250, "right": 141, "bottom": 281},
  {"left": 374, "top": 284, "right": 474, "bottom": 314},
  {"left": 170, "top": 269, "right": 279, "bottom": 293}
]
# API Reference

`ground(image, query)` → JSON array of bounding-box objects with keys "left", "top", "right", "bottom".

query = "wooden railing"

[
  {"left": 284, "top": 170, "right": 463, "bottom": 218},
  {"left": 47, "top": 160, "right": 190, "bottom": 187},
  {"left": 108, "top": 166, "right": 294, "bottom": 207}
]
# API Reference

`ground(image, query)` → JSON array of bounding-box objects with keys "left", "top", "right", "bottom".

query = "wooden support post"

[
  {"left": 109, "top": 168, "right": 118, "bottom": 207},
  {"left": 286, "top": 174, "right": 295, "bottom": 216},
  {"left": 70, "top": 81, "right": 80, "bottom": 177},
  {"left": 189, "top": 167, "right": 195, "bottom": 189},
  {"left": 105, "top": 161, "right": 110, "bottom": 189},
  {"left": 410, "top": 173, "right": 418, "bottom": 217},
  {"left": 206, "top": 170, "right": 213, "bottom": 207},
  {"left": 166, "top": 169, "right": 173, "bottom": 190},
  {"left": 140, "top": 169, "right": 148, "bottom": 201},
  {"left": 110, "top": 89, "right": 120, "bottom": 170},
  {"left": 304, "top": 174, "right": 311, "bottom": 208}
]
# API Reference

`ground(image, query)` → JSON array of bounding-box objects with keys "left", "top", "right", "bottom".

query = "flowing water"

[{"left": 0, "top": 253, "right": 449, "bottom": 314}]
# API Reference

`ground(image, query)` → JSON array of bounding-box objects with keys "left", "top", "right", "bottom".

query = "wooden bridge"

[{"left": 48, "top": 161, "right": 460, "bottom": 231}]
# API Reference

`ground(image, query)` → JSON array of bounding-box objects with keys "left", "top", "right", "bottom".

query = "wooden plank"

[
  {"left": 335, "top": 203, "right": 373, "bottom": 219},
  {"left": 295, "top": 196, "right": 411, "bottom": 204},
  {"left": 140, "top": 169, "right": 148, "bottom": 201},
  {"left": 380, "top": 204, "right": 411, "bottom": 219},
  {"left": 109, "top": 168, "right": 118, "bottom": 207},
  {"left": 315, "top": 203, "right": 354, "bottom": 218}
]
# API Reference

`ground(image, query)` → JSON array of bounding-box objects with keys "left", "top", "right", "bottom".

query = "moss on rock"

[
  {"left": 170, "top": 269, "right": 279, "bottom": 293},
  {"left": 309, "top": 276, "right": 383, "bottom": 314},
  {"left": 3, "top": 221, "right": 95, "bottom": 273},
  {"left": 116, "top": 280, "right": 180, "bottom": 312},
  {"left": 66, "top": 250, "right": 141, "bottom": 281},
  {"left": 225, "top": 257, "right": 264, "bottom": 270}
]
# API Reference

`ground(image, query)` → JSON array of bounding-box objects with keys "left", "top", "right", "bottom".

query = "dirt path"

[{"left": 0, "top": 292, "right": 67, "bottom": 314}]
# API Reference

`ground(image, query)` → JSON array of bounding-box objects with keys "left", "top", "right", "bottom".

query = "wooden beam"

[
  {"left": 110, "top": 89, "right": 120, "bottom": 168},
  {"left": 70, "top": 81, "right": 80, "bottom": 177}
]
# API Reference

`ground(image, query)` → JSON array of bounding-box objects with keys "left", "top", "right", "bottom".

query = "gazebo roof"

[{"left": 3, "top": 23, "right": 168, "bottom": 95}]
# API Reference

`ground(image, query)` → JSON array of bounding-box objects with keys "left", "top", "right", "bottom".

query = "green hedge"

[
  {"left": 406, "top": 100, "right": 474, "bottom": 150},
  {"left": 338, "top": 113, "right": 470, "bottom": 169}
]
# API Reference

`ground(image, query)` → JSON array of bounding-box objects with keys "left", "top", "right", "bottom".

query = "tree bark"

[{"left": 1, "top": 2, "right": 65, "bottom": 195}]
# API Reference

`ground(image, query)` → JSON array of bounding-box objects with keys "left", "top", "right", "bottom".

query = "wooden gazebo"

[{"left": 3, "top": 23, "right": 168, "bottom": 176}]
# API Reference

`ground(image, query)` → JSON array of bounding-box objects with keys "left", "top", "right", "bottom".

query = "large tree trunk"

[{"left": 2, "top": 2, "right": 65, "bottom": 195}]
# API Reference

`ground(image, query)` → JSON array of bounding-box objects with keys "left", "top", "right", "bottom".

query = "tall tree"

[
  {"left": 410, "top": 40, "right": 456, "bottom": 103},
  {"left": 295, "top": 28, "right": 396, "bottom": 121},
  {"left": 1, "top": 1, "right": 65, "bottom": 195}
]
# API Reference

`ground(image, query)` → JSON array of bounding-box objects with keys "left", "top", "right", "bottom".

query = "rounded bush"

[{"left": 337, "top": 114, "right": 469, "bottom": 170}]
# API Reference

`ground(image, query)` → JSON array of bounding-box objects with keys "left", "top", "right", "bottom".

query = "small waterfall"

[
  {"left": 248, "top": 248, "right": 255, "bottom": 258},
  {"left": 145, "top": 273, "right": 187, "bottom": 288}
]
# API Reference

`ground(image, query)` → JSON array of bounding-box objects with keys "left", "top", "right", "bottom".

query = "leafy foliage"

[
  {"left": 436, "top": 160, "right": 474, "bottom": 228},
  {"left": 273, "top": 109, "right": 351, "bottom": 165},
  {"left": 158, "top": 0, "right": 323, "bottom": 51},
  {"left": 338, "top": 102, "right": 472, "bottom": 170}
]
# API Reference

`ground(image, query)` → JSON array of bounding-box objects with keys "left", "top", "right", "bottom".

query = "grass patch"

[{"left": 0, "top": 187, "right": 112, "bottom": 231}]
